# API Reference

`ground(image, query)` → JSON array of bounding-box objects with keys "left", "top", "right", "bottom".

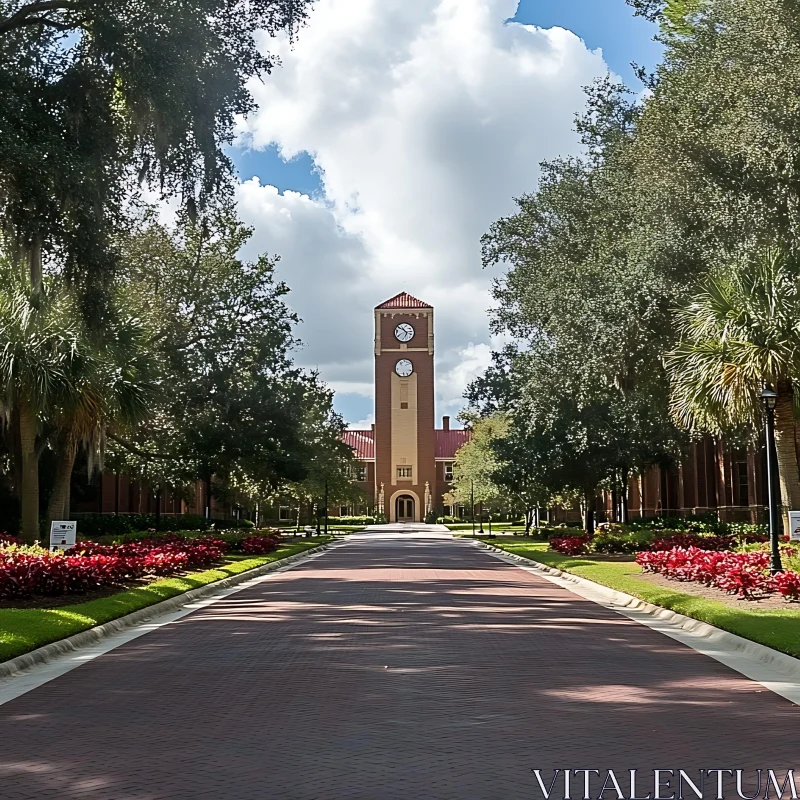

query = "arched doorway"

[{"left": 396, "top": 494, "right": 415, "bottom": 522}]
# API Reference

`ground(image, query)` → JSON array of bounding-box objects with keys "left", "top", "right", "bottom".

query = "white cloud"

[
  {"left": 348, "top": 414, "right": 375, "bottom": 431},
  {"left": 437, "top": 342, "right": 494, "bottom": 418},
  {"left": 234, "top": 0, "right": 611, "bottom": 422}
]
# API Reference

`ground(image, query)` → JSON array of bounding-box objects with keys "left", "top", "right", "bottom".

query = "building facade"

[
  {"left": 546, "top": 436, "right": 771, "bottom": 527},
  {"left": 342, "top": 293, "right": 470, "bottom": 522}
]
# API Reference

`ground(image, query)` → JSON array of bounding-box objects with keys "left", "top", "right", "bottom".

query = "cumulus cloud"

[
  {"left": 233, "top": 0, "right": 611, "bottom": 423},
  {"left": 348, "top": 414, "right": 376, "bottom": 431}
]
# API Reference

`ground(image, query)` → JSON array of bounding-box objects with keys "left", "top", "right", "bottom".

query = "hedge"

[{"left": 74, "top": 513, "right": 255, "bottom": 539}]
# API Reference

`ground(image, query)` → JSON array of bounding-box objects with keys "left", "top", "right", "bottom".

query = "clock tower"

[{"left": 374, "top": 292, "right": 436, "bottom": 523}]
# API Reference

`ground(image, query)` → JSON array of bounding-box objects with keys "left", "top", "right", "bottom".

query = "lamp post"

[
  {"left": 761, "top": 386, "right": 783, "bottom": 574},
  {"left": 470, "top": 480, "right": 474, "bottom": 537},
  {"left": 324, "top": 478, "right": 329, "bottom": 537}
]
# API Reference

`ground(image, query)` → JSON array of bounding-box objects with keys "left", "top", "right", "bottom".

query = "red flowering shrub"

[
  {"left": 650, "top": 534, "right": 734, "bottom": 552},
  {"left": 769, "top": 570, "right": 800, "bottom": 600},
  {"left": 550, "top": 535, "right": 591, "bottom": 556},
  {"left": 0, "top": 535, "right": 229, "bottom": 599},
  {"left": 637, "top": 546, "right": 774, "bottom": 599},
  {"left": 0, "top": 534, "right": 23, "bottom": 547},
  {"left": 240, "top": 535, "right": 281, "bottom": 555}
]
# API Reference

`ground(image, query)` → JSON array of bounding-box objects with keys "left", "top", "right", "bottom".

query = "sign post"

[
  {"left": 49, "top": 520, "right": 77, "bottom": 552},
  {"left": 789, "top": 511, "right": 800, "bottom": 542}
]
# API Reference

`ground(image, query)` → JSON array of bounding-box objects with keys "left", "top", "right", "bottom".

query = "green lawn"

[
  {"left": 447, "top": 523, "right": 527, "bottom": 532},
  {"left": 0, "top": 538, "right": 329, "bottom": 664},
  {"left": 481, "top": 538, "right": 800, "bottom": 659}
]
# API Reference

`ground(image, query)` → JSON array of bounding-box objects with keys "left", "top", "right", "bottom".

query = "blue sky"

[
  {"left": 231, "top": 1, "right": 662, "bottom": 428},
  {"left": 512, "top": 0, "right": 663, "bottom": 86},
  {"left": 232, "top": 1, "right": 662, "bottom": 199}
]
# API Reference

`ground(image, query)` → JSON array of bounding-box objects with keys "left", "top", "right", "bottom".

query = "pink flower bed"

[
  {"left": 0, "top": 535, "right": 229, "bottom": 600},
  {"left": 239, "top": 534, "right": 281, "bottom": 555},
  {"left": 550, "top": 535, "right": 592, "bottom": 555},
  {"left": 637, "top": 546, "right": 800, "bottom": 601},
  {"left": 649, "top": 533, "right": 734, "bottom": 552}
]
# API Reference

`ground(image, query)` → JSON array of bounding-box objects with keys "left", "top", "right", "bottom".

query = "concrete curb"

[
  {"left": 474, "top": 540, "right": 800, "bottom": 687},
  {"left": 0, "top": 543, "right": 328, "bottom": 681}
]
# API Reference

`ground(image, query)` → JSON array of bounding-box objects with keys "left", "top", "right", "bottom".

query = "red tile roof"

[
  {"left": 435, "top": 428, "right": 471, "bottom": 459},
  {"left": 343, "top": 429, "right": 375, "bottom": 460},
  {"left": 376, "top": 292, "right": 431, "bottom": 309},
  {"left": 342, "top": 427, "right": 470, "bottom": 461}
]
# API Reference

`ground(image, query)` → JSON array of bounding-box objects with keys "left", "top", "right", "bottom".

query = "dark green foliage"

[
  {"left": 76, "top": 514, "right": 136, "bottom": 539},
  {"left": 74, "top": 512, "right": 254, "bottom": 538},
  {"left": 0, "top": 0, "right": 315, "bottom": 296},
  {"left": 477, "top": 78, "right": 683, "bottom": 532},
  {"left": 108, "top": 208, "right": 350, "bottom": 504},
  {"left": 325, "top": 516, "right": 375, "bottom": 526}
]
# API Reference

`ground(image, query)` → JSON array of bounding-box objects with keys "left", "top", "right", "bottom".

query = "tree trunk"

[
  {"left": 18, "top": 401, "right": 39, "bottom": 544},
  {"left": 773, "top": 381, "right": 800, "bottom": 531},
  {"left": 47, "top": 436, "right": 77, "bottom": 524},
  {"left": 621, "top": 467, "right": 630, "bottom": 524},
  {"left": 155, "top": 487, "right": 162, "bottom": 530},
  {"left": 29, "top": 237, "right": 43, "bottom": 291},
  {"left": 611, "top": 481, "right": 618, "bottom": 523},
  {"left": 583, "top": 489, "right": 596, "bottom": 535}
]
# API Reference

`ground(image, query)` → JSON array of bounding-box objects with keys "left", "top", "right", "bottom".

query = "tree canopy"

[
  {"left": 0, "top": 0, "right": 315, "bottom": 298},
  {"left": 472, "top": 0, "right": 800, "bottom": 531}
]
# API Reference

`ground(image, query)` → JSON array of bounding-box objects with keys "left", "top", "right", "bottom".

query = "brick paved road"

[{"left": 0, "top": 537, "right": 796, "bottom": 800}]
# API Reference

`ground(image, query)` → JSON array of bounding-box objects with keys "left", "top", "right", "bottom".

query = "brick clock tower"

[{"left": 374, "top": 293, "right": 437, "bottom": 523}]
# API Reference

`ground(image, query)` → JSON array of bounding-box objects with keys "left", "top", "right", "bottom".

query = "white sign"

[
  {"left": 789, "top": 511, "right": 800, "bottom": 542},
  {"left": 50, "top": 520, "right": 77, "bottom": 551}
]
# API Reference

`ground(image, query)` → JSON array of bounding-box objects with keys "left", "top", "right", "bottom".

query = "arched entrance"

[{"left": 395, "top": 494, "right": 415, "bottom": 523}]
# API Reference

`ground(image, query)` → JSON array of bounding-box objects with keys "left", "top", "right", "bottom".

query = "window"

[
  {"left": 444, "top": 462, "right": 454, "bottom": 481},
  {"left": 339, "top": 506, "right": 350, "bottom": 517},
  {"left": 397, "top": 466, "right": 413, "bottom": 479},
  {"left": 279, "top": 506, "right": 293, "bottom": 521},
  {"left": 347, "top": 463, "right": 368, "bottom": 482},
  {"left": 399, "top": 381, "right": 409, "bottom": 409},
  {"left": 443, "top": 505, "right": 452, "bottom": 517},
  {"left": 736, "top": 462, "right": 749, "bottom": 506}
]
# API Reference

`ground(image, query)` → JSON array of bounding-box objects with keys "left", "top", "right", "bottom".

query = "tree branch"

[
  {"left": 108, "top": 433, "right": 176, "bottom": 461},
  {"left": 0, "top": 1, "right": 81, "bottom": 35}
]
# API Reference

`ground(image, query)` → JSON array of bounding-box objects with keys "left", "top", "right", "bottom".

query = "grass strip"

[
  {"left": 482, "top": 538, "right": 800, "bottom": 659},
  {"left": 0, "top": 538, "right": 329, "bottom": 664}
]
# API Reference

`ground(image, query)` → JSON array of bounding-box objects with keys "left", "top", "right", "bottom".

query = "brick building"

[{"left": 342, "top": 293, "right": 470, "bottom": 522}]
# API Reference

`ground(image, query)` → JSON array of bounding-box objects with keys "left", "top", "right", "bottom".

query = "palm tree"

[
  {"left": 46, "top": 312, "right": 154, "bottom": 523},
  {"left": 0, "top": 275, "right": 81, "bottom": 542},
  {"left": 665, "top": 248, "right": 800, "bottom": 522}
]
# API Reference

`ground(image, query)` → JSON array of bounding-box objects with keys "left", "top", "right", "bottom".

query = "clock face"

[
  {"left": 394, "top": 323, "right": 414, "bottom": 343},
  {"left": 395, "top": 359, "right": 413, "bottom": 377}
]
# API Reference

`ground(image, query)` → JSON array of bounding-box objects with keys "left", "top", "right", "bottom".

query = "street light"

[
  {"left": 471, "top": 481, "right": 475, "bottom": 537},
  {"left": 324, "top": 478, "right": 329, "bottom": 537},
  {"left": 761, "top": 386, "right": 783, "bottom": 574}
]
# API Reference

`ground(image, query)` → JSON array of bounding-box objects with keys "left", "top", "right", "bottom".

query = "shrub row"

[
  {"left": 75, "top": 513, "right": 255, "bottom": 539},
  {"left": 0, "top": 531, "right": 283, "bottom": 599},
  {"left": 549, "top": 529, "right": 766, "bottom": 556},
  {"left": 637, "top": 546, "right": 800, "bottom": 601},
  {"left": 0, "top": 536, "right": 226, "bottom": 599}
]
